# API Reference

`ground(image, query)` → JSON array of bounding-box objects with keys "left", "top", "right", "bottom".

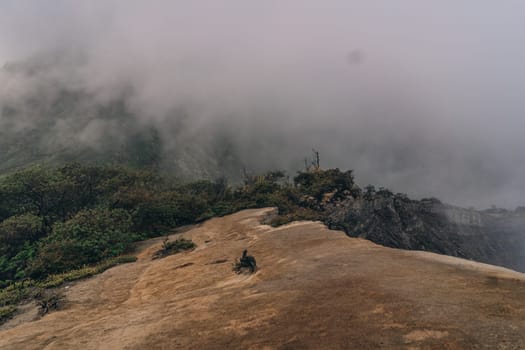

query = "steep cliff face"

[{"left": 321, "top": 192, "right": 525, "bottom": 272}]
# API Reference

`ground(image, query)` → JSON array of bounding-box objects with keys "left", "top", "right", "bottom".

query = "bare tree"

[{"left": 311, "top": 149, "right": 320, "bottom": 171}]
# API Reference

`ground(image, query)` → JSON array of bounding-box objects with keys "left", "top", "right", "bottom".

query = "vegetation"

[
  {"left": 37, "top": 255, "right": 137, "bottom": 289},
  {"left": 0, "top": 257, "right": 137, "bottom": 305},
  {"left": 0, "top": 306, "right": 16, "bottom": 323},
  {"left": 0, "top": 280, "right": 34, "bottom": 308},
  {"left": 0, "top": 255, "right": 137, "bottom": 324},
  {"left": 0, "top": 161, "right": 363, "bottom": 321},
  {"left": 0, "top": 163, "right": 224, "bottom": 285},
  {"left": 0, "top": 163, "right": 358, "bottom": 284},
  {"left": 233, "top": 250, "right": 257, "bottom": 274},
  {"left": 36, "top": 290, "right": 64, "bottom": 316},
  {"left": 153, "top": 237, "right": 196, "bottom": 259}
]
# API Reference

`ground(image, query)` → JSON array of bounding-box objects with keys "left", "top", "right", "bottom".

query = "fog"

[{"left": 1, "top": 1, "right": 525, "bottom": 208}]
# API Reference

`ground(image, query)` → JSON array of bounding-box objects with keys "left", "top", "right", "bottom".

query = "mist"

[{"left": 1, "top": 1, "right": 525, "bottom": 209}]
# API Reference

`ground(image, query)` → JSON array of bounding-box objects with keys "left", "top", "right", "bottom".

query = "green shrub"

[
  {"left": 294, "top": 168, "right": 355, "bottom": 200},
  {"left": 0, "top": 306, "right": 16, "bottom": 324},
  {"left": 0, "top": 280, "right": 34, "bottom": 307},
  {"left": 0, "top": 214, "right": 43, "bottom": 250},
  {"left": 153, "top": 237, "right": 196, "bottom": 259},
  {"left": 27, "top": 209, "right": 133, "bottom": 278},
  {"left": 35, "top": 290, "right": 64, "bottom": 316},
  {"left": 37, "top": 255, "right": 137, "bottom": 289},
  {"left": 269, "top": 207, "right": 325, "bottom": 227},
  {"left": 0, "top": 214, "right": 43, "bottom": 281},
  {"left": 0, "top": 255, "right": 137, "bottom": 313}
]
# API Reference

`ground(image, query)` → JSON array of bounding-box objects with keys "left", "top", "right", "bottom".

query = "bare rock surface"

[{"left": 1, "top": 208, "right": 525, "bottom": 349}]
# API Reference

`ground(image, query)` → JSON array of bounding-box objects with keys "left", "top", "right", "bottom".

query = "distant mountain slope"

[
  {"left": 0, "top": 61, "right": 243, "bottom": 178},
  {"left": 1, "top": 208, "right": 525, "bottom": 349}
]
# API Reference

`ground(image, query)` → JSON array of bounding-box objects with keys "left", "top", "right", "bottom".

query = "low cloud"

[{"left": 1, "top": 1, "right": 525, "bottom": 208}]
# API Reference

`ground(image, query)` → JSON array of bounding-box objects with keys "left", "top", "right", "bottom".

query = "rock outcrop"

[{"left": 320, "top": 192, "right": 525, "bottom": 272}]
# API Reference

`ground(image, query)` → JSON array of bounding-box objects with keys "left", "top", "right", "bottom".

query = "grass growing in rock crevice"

[
  {"left": 153, "top": 238, "right": 196, "bottom": 259},
  {"left": 0, "top": 306, "right": 16, "bottom": 324},
  {"left": 38, "top": 255, "right": 137, "bottom": 289},
  {"left": 0, "top": 255, "right": 137, "bottom": 324}
]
